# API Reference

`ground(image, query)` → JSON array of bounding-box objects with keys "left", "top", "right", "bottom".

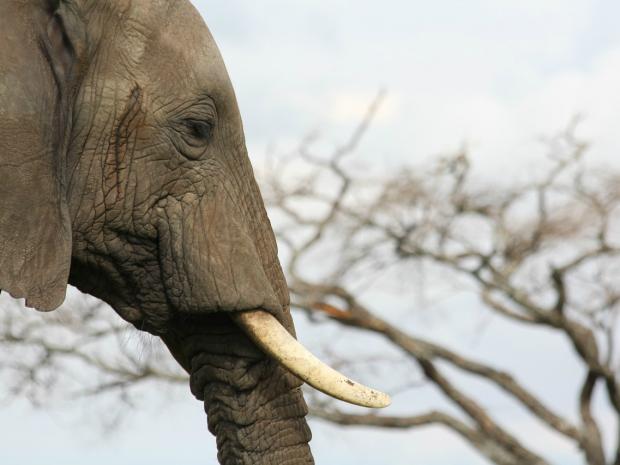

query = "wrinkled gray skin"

[{"left": 0, "top": 1, "right": 314, "bottom": 463}]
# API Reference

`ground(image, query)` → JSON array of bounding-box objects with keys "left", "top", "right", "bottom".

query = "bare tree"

[
  {"left": 0, "top": 99, "right": 618, "bottom": 464},
  {"left": 263, "top": 99, "right": 619, "bottom": 465}
]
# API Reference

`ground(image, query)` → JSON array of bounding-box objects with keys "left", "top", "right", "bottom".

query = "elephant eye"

[
  {"left": 184, "top": 119, "right": 213, "bottom": 142},
  {"left": 173, "top": 118, "right": 215, "bottom": 160}
]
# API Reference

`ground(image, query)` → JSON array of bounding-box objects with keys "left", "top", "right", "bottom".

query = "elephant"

[{"left": 0, "top": 1, "right": 390, "bottom": 464}]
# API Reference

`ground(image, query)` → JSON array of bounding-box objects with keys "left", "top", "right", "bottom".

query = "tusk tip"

[
  {"left": 343, "top": 383, "right": 391, "bottom": 408},
  {"left": 374, "top": 392, "right": 392, "bottom": 408}
]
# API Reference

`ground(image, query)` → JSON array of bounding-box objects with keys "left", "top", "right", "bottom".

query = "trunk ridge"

[{"left": 167, "top": 316, "right": 315, "bottom": 465}]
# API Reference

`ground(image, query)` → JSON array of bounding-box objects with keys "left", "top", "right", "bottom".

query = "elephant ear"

[{"left": 0, "top": 1, "right": 80, "bottom": 311}]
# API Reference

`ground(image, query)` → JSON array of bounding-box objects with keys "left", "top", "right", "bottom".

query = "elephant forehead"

[
  {"left": 121, "top": 0, "right": 233, "bottom": 99},
  {"left": 125, "top": 0, "right": 205, "bottom": 37}
]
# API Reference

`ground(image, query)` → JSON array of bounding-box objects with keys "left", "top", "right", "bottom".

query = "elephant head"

[{"left": 0, "top": 1, "right": 389, "bottom": 463}]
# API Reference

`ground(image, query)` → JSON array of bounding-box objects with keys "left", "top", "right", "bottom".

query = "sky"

[
  {"left": 2, "top": 1, "right": 620, "bottom": 464},
  {"left": 198, "top": 0, "right": 620, "bottom": 175}
]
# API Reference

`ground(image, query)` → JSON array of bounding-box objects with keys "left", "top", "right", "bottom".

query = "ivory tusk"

[{"left": 232, "top": 310, "right": 391, "bottom": 409}]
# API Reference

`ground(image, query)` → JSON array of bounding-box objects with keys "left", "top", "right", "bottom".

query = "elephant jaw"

[{"left": 233, "top": 310, "right": 391, "bottom": 409}]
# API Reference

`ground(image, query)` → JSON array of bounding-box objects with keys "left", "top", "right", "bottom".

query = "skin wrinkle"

[
  {"left": 69, "top": 26, "right": 111, "bottom": 177},
  {"left": 124, "top": 148, "right": 138, "bottom": 229},
  {"left": 203, "top": 380, "right": 307, "bottom": 422},
  {"left": 163, "top": 208, "right": 185, "bottom": 305},
  {"left": 114, "top": 85, "right": 142, "bottom": 198},
  {"left": 183, "top": 201, "right": 196, "bottom": 298},
  {"left": 106, "top": 85, "right": 141, "bottom": 199},
  {"left": 156, "top": 212, "right": 180, "bottom": 312},
  {"left": 236, "top": 422, "right": 311, "bottom": 453},
  {"left": 194, "top": 352, "right": 312, "bottom": 459},
  {"left": 195, "top": 198, "right": 212, "bottom": 301},
  {"left": 211, "top": 416, "right": 312, "bottom": 463},
  {"left": 229, "top": 239, "right": 242, "bottom": 310},
  {"left": 179, "top": 200, "right": 192, "bottom": 303},
  {"left": 207, "top": 189, "right": 225, "bottom": 307},
  {"left": 122, "top": 140, "right": 143, "bottom": 225},
  {"left": 211, "top": 163, "right": 282, "bottom": 311},
  {"left": 82, "top": 102, "right": 112, "bottom": 223},
  {"left": 100, "top": 83, "right": 120, "bottom": 206},
  {"left": 214, "top": 419, "right": 310, "bottom": 451},
  {"left": 221, "top": 147, "right": 286, "bottom": 307},
  {"left": 191, "top": 351, "right": 264, "bottom": 384},
  {"left": 210, "top": 410, "right": 308, "bottom": 440}
]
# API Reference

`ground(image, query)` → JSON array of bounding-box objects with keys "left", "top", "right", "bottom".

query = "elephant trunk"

[{"left": 164, "top": 315, "right": 315, "bottom": 465}]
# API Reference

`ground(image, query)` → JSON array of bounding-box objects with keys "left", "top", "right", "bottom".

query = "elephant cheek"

[{"left": 156, "top": 195, "right": 282, "bottom": 317}]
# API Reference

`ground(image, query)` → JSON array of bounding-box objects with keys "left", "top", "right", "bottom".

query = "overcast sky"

[
  {"left": 200, "top": 0, "right": 620, "bottom": 175},
  {"left": 2, "top": 1, "right": 620, "bottom": 464}
]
